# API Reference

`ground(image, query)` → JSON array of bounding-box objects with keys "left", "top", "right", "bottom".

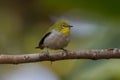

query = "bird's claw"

[{"left": 61, "top": 48, "right": 68, "bottom": 56}]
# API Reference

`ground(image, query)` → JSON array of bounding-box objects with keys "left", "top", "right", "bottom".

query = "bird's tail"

[
  {"left": 35, "top": 45, "right": 44, "bottom": 49},
  {"left": 35, "top": 46, "right": 40, "bottom": 48}
]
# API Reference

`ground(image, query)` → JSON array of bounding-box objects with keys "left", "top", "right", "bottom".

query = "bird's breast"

[{"left": 44, "top": 30, "right": 70, "bottom": 50}]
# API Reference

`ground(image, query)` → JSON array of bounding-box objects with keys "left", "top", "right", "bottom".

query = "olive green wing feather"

[{"left": 35, "top": 32, "right": 51, "bottom": 49}]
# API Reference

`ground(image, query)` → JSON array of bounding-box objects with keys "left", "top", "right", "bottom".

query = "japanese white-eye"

[{"left": 36, "top": 20, "right": 73, "bottom": 55}]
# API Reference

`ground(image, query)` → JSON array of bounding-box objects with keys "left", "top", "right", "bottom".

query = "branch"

[{"left": 0, "top": 48, "right": 120, "bottom": 64}]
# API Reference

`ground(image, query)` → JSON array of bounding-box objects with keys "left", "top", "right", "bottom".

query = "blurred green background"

[{"left": 0, "top": 0, "right": 120, "bottom": 80}]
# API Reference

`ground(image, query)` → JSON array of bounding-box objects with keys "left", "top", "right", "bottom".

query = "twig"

[{"left": 0, "top": 48, "right": 120, "bottom": 64}]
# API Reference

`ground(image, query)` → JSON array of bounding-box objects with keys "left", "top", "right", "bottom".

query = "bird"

[{"left": 36, "top": 20, "right": 73, "bottom": 55}]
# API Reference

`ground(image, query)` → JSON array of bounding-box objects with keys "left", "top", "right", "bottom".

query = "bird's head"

[{"left": 53, "top": 20, "right": 73, "bottom": 35}]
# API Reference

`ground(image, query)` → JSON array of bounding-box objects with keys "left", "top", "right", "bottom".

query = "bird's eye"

[{"left": 61, "top": 24, "right": 65, "bottom": 28}]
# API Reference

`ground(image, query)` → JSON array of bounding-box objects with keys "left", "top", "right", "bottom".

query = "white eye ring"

[{"left": 61, "top": 24, "right": 65, "bottom": 28}]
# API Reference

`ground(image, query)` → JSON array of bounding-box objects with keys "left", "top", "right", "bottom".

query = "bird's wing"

[{"left": 36, "top": 32, "right": 51, "bottom": 49}]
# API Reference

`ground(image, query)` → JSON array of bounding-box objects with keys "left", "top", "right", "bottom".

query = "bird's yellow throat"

[{"left": 60, "top": 27, "right": 70, "bottom": 36}]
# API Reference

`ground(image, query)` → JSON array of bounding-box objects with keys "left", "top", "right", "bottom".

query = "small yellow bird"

[{"left": 36, "top": 20, "right": 73, "bottom": 55}]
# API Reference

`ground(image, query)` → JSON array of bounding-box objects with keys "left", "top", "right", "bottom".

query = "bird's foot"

[
  {"left": 45, "top": 50, "right": 50, "bottom": 57},
  {"left": 61, "top": 48, "right": 68, "bottom": 56},
  {"left": 45, "top": 50, "right": 54, "bottom": 63}
]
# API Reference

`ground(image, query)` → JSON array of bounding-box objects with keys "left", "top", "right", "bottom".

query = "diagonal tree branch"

[{"left": 0, "top": 48, "right": 120, "bottom": 64}]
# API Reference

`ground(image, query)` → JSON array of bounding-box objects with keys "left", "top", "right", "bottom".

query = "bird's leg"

[
  {"left": 61, "top": 48, "right": 67, "bottom": 51},
  {"left": 61, "top": 48, "right": 68, "bottom": 56},
  {"left": 46, "top": 47, "right": 54, "bottom": 64},
  {"left": 46, "top": 47, "right": 49, "bottom": 56}
]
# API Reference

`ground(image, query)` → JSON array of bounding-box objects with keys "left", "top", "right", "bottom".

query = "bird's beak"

[{"left": 69, "top": 25, "right": 73, "bottom": 27}]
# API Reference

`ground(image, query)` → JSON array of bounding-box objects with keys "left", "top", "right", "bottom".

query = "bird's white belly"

[{"left": 44, "top": 31, "right": 70, "bottom": 50}]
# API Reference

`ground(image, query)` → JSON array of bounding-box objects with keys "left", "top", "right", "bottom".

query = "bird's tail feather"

[{"left": 35, "top": 45, "right": 44, "bottom": 49}]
